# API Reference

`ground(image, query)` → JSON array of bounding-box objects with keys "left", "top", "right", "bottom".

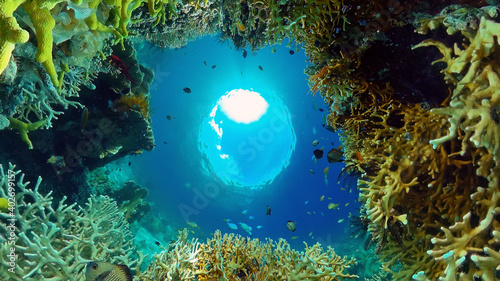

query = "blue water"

[{"left": 132, "top": 36, "right": 360, "bottom": 250}]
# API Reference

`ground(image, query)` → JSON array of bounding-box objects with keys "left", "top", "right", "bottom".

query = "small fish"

[
  {"left": 307, "top": 212, "right": 311, "bottom": 215},
  {"left": 239, "top": 222, "right": 252, "bottom": 235},
  {"left": 128, "top": 162, "right": 131, "bottom": 166},
  {"left": 328, "top": 203, "right": 339, "bottom": 210},
  {"left": 211, "top": 65, "right": 216, "bottom": 69},
  {"left": 319, "top": 108, "right": 324, "bottom": 112},
  {"left": 325, "top": 179, "right": 329, "bottom": 185},
  {"left": 81, "top": 107, "right": 89, "bottom": 131},
  {"left": 304, "top": 200, "right": 309, "bottom": 204},
  {"left": 204, "top": 60, "right": 207, "bottom": 66},
  {"left": 313, "top": 149, "right": 324, "bottom": 159},
  {"left": 345, "top": 203, "right": 350, "bottom": 207},
  {"left": 327, "top": 145, "right": 343, "bottom": 163},
  {"left": 287, "top": 220, "right": 296, "bottom": 232},
  {"left": 320, "top": 212, "right": 324, "bottom": 216},
  {"left": 309, "top": 169, "right": 315, "bottom": 174},
  {"left": 313, "top": 126, "right": 317, "bottom": 135},
  {"left": 309, "top": 232, "right": 313, "bottom": 236},
  {"left": 258, "top": 65, "right": 263, "bottom": 71},
  {"left": 256, "top": 225, "right": 262, "bottom": 229},
  {"left": 320, "top": 195, "right": 325, "bottom": 201},
  {"left": 266, "top": 205, "right": 271, "bottom": 215},
  {"left": 272, "top": 47, "right": 276, "bottom": 53},
  {"left": 163, "top": 141, "right": 167, "bottom": 144},
  {"left": 289, "top": 50, "right": 294, "bottom": 55},
  {"left": 183, "top": 87, "right": 191, "bottom": 94},
  {"left": 312, "top": 140, "right": 319, "bottom": 146},
  {"left": 186, "top": 221, "right": 200, "bottom": 229},
  {"left": 236, "top": 22, "right": 245, "bottom": 31},
  {"left": 166, "top": 115, "right": 171, "bottom": 120},
  {"left": 291, "top": 236, "right": 298, "bottom": 240},
  {"left": 85, "top": 261, "right": 132, "bottom": 281},
  {"left": 324, "top": 167, "right": 329, "bottom": 179},
  {"left": 47, "top": 155, "right": 64, "bottom": 165},
  {"left": 222, "top": 218, "right": 231, "bottom": 222},
  {"left": 243, "top": 49, "right": 247, "bottom": 58},
  {"left": 242, "top": 209, "right": 248, "bottom": 215},
  {"left": 155, "top": 241, "right": 161, "bottom": 246},
  {"left": 338, "top": 219, "right": 344, "bottom": 223},
  {"left": 227, "top": 222, "right": 238, "bottom": 230},
  {"left": 249, "top": 216, "right": 254, "bottom": 220}
]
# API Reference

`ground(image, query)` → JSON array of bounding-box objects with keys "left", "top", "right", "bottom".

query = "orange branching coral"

[{"left": 117, "top": 93, "right": 152, "bottom": 119}]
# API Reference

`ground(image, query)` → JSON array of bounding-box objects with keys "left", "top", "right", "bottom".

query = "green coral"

[{"left": 7, "top": 117, "right": 46, "bottom": 149}]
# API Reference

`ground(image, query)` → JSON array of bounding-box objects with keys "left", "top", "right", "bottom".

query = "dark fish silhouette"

[
  {"left": 166, "top": 115, "right": 171, "bottom": 120},
  {"left": 243, "top": 49, "right": 247, "bottom": 58},
  {"left": 266, "top": 205, "right": 271, "bottom": 215},
  {"left": 183, "top": 87, "right": 191, "bottom": 94},
  {"left": 204, "top": 60, "right": 207, "bottom": 66},
  {"left": 258, "top": 65, "right": 263, "bottom": 71},
  {"left": 289, "top": 50, "right": 294, "bottom": 55},
  {"left": 211, "top": 65, "right": 216, "bottom": 69},
  {"left": 313, "top": 149, "right": 324, "bottom": 159}
]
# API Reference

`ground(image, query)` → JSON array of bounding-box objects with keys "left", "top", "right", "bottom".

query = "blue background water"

[{"left": 131, "top": 36, "right": 361, "bottom": 250}]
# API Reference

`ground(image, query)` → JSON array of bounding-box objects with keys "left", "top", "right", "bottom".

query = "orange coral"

[{"left": 117, "top": 93, "right": 151, "bottom": 119}]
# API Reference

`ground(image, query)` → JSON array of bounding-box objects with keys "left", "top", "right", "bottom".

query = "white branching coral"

[{"left": 0, "top": 163, "right": 140, "bottom": 280}]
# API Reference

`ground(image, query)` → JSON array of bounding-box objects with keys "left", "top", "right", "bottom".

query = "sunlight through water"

[{"left": 199, "top": 89, "right": 296, "bottom": 190}]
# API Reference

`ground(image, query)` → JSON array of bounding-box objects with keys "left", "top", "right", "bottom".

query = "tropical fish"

[
  {"left": 324, "top": 167, "right": 329, "bottom": 179},
  {"left": 81, "top": 107, "right": 89, "bottom": 131},
  {"left": 307, "top": 212, "right": 311, "bottom": 215},
  {"left": 309, "top": 169, "right": 314, "bottom": 174},
  {"left": 289, "top": 50, "right": 294, "bottom": 55},
  {"left": 327, "top": 145, "right": 343, "bottom": 163},
  {"left": 345, "top": 203, "right": 350, "bottom": 207},
  {"left": 239, "top": 222, "right": 252, "bottom": 235},
  {"left": 236, "top": 22, "right": 245, "bottom": 31},
  {"left": 313, "top": 149, "right": 324, "bottom": 159},
  {"left": 291, "top": 236, "right": 298, "bottom": 240},
  {"left": 313, "top": 126, "right": 317, "bottom": 135},
  {"left": 186, "top": 221, "right": 200, "bottom": 229},
  {"left": 256, "top": 225, "right": 262, "bottom": 229},
  {"left": 154, "top": 241, "right": 161, "bottom": 246},
  {"left": 107, "top": 55, "right": 134, "bottom": 82},
  {"left": 320, "top": 195, "right": 325, "bottom": 201},
  {"left": 222, "top": 218, "right": 231, "bottom": 222},
  {"left": 227, "top": 222, "right": 238, "bottom": 230},
  {"left": 308, "top": 232, "right": 313, "bottom": 236},
  {"left": 85, "top": 261, "right": 132, "bottom": 281},
  {"left": 47, "top": 155, "right": 64, "bottom": 165},
  {"left": 183, "top": 87, "right": 191, "bottom": 94},
  {"left": 242, "top": 49, "right": 247, "bottom": 58},
  {"left": 312, "top": 140, "right": 319, "bottom": 146},
  {"left": 286, "top": 220, "right": 296, "bottom": 232},
  {"left": 338, "top": 219, "right": 344, "bottom": 223},
  {"left": 258, "top": 65, "right": 263, "bottom": 71},
  {"left": 211, "top": 65, "right": 216, "bottom": 69},
  {"left": 249, "top": 216, "right": 254, "bottom": 220},
  {"left": 304, "top": 200, "right": 309, "bottom": 204},
  {"left": 242, "top": 209, "right": 248, "bottom": 215},
  {"left": 266, "top": 205, "right": 271, "bottom": 215},
  {"left": 328, "top": 203, "right": 339, "bottom": 210}
]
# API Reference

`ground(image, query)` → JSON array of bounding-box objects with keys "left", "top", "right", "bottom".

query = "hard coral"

[
  {"left": 0, "top": 163, "right": 142, "bottom": 280},
  {"left": 140, "top": 229, "right": 358, "bottom": 280}
]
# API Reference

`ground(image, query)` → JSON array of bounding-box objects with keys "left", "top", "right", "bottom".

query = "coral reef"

[
  {"left": 0, "top": 163, "right": 142, "bottom": 280},
  {"left": 141, "top": 229, "right": 358, "bottom": 280}
]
